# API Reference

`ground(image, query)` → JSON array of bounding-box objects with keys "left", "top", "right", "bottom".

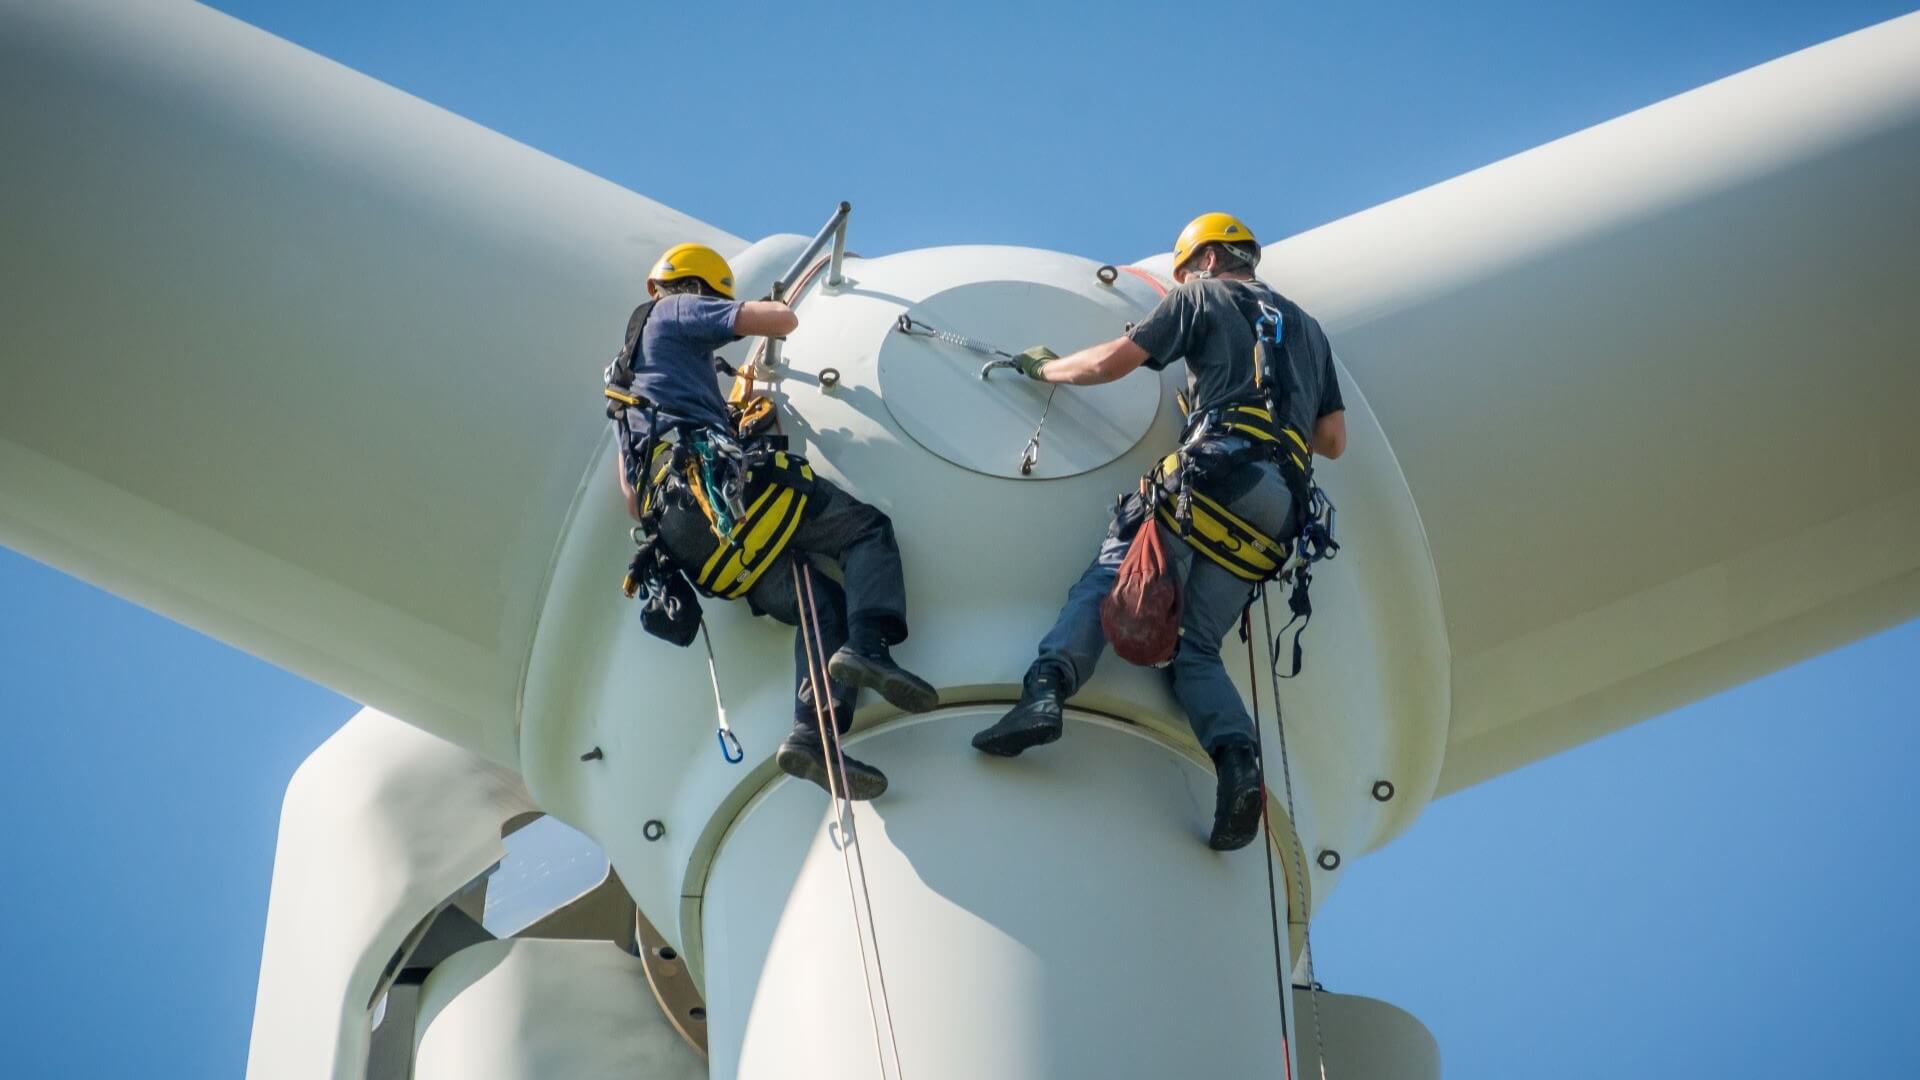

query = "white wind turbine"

[{"left": 3, "top": 3, "right": 1917, "bottom": 1077}]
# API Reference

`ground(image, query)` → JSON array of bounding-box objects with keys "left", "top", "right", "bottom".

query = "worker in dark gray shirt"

[
  {"left": 971, "top": 213, "right": 1348, "bottom": 850},
  {"left": 614, "top": 243, "right": 938, "bottom": 801}
]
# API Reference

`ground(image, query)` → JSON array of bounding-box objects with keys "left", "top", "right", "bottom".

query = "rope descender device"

[{"left": 699, "top": 620, "right": 744, "bottom": 764}]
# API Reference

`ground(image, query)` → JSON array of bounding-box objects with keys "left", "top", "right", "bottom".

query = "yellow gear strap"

[{"left": 686, "top": 450, "right": 814, "bottom": 600}]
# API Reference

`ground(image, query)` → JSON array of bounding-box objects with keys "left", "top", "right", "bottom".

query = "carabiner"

[{"left": 716, "top": 727, "right": 744, "bottom": 764}]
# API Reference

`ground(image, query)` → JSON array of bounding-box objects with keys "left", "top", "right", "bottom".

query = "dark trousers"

[{"left": 659, "top": 475, "right": 910, "bottom": 734}]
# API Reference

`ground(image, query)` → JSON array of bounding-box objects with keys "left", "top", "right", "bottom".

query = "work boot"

[
  {"left": 1208, "top": 742, "right": 1264, "bottom": 851},
  {"left": 776, "top": 729, "right": 889, "bottom": 801},
  {"left": 971, "top": 663, "right": 1068, "bottom": 757},
  {"left": 826, "top": 641, "right": 939, "bottom": 714}
]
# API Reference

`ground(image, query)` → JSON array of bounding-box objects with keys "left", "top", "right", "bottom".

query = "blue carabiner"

[{"left": 716, "top": 728, "right": 744, "bottom": 764}]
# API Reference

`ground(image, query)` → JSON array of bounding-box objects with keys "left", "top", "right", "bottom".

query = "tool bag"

[
  {"left": 624, "top": 539, "right": 703, "bottom": 647},
  {"left": 1101, "top": 512, "right": 1183, "bottom": 666}
]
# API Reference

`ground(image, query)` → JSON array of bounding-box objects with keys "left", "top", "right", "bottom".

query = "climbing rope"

[
  {"left": 792, "top": 561, "right": 906, "bottom": 1079},
  {"left": 1243, "top": 609, "right": 1295, "bottom": 1080},
  {"left": 1258, "top": 588, "right": 1330, "bottom": 1080}
]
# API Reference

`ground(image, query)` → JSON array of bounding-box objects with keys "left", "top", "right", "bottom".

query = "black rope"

[{"left": 1244, "top": 606, "right": 1297, "bottom": 1080}]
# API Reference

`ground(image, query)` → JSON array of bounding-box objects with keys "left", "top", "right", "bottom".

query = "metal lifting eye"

[
  {"left": 819, "top": 367, "right": 841, "bottom": 389},
  {"left": 1096, "top": 264, "right": 1119, "bottom": 286}
]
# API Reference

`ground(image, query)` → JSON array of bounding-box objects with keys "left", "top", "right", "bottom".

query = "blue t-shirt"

[{"left": 631, "top": 294, "right": 742, "bottom": 432}]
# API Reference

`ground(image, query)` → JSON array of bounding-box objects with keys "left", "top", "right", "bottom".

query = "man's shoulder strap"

[{"left": 610, "top": 298, "right": 659, "bottom": 388}]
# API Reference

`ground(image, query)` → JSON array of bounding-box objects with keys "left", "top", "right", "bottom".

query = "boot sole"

[
  {"left": 827, "top": 651, "right": 940, "bottom": 714},
  {"left": 970, "top": 715, "right": 1063, "bottom": 758},
  {"left": 1208, "top": 786, "right": 1264, "bottom": 851},
  {"left": 777, "top": 743, "right": 888, "bottom": 801}
]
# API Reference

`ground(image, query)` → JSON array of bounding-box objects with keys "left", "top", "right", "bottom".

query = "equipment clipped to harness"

[
  {"left": 1102, "top": 505, "right": 1182, "bottom": 666},
  {"left": 653, "top": 445, "right": 817, "bottom": 600},
  {"left": 1153, "top": 406, "right": 1307, "bottom": 583},
  {"left": 627, "top": 532, "right": 704, "bottom": 648},
  {"left": 699, "top": 620, "right": 744, "bottom": 764},
  {"left": 1270, "top": 486, "right": 1338, "bottom": 679}
]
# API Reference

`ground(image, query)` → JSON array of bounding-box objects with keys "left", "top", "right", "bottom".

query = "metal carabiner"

[{"left": 699, "top": 620, "right": 744, "bottom": 764}]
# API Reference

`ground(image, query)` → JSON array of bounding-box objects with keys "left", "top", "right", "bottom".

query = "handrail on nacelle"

[{"left": 765, "top": 201, "right": 851, "bottom": 371}]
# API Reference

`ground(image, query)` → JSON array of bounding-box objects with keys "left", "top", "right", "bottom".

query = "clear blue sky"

[{"left": 2, "top": 2, "right": 1915, "bottom": 1076}]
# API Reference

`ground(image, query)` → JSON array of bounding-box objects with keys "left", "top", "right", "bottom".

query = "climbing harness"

[
  {"left": 646, "top": 443, "right": 817, "bottom": 600},
  {"left": 1249, "top": 595, "right": 1331, "bottom": 1080},
  {"left": 793, "top": 562, "right": 906, "bottom": 1079},
  {"left": 1151, "top": 283, "right": 1341, "bottom": 675},
  {"left": 698, "top": 620, "right": 743, "bottom": 764}
]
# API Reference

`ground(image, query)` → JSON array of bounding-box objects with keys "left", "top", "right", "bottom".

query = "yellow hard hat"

[
  {"left": 1172, "top": 212, "right": 1259, "bottom": 280},
  {"left": 646, "top": 242, "right": 736, "bottom": 299}
]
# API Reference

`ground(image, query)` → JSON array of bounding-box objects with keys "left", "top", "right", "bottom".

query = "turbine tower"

[{"left": 3, "top": 2, "right": 1917, "bottom": 1076}]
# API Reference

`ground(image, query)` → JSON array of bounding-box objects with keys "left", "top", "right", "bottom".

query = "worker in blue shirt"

[{"left": 615, "top": 243, "right": 938, "bottom": 800}]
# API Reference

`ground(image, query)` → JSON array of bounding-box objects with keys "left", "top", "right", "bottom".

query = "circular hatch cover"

[{"left": 877, "top": 280, "right": 1161, "bottom": 479}]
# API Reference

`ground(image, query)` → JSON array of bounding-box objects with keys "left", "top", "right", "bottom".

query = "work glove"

[{"left": 1014, "top": 346, "right": 1058, "bottom": 381}]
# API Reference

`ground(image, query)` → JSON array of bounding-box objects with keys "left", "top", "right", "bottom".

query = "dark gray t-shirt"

[
  {"left": 631, "top": 293, "right": 741, "bottom": 432},
  {"left": 1127, "top": 278, "right": 1344, "bottom": 443}
]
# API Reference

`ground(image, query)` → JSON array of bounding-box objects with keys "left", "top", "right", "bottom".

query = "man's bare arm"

[
  {"left": 615, "top": 456, "right": 641, "bottom": 520},
  {"left": 734, "top": 301, "right": 798, "bottom": 338},
  {"left": 1312, "top": 410, "right": 1347, "bottom": 460},
  {"left": 1040, "top": 336, "right": 1151, "bottom": 385}
]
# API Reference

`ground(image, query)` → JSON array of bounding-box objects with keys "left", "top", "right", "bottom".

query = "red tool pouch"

[{"left": 1102, "top": 520, "right": 1182, "bottom": 666}]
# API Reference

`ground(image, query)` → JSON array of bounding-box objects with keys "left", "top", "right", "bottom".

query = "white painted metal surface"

[
  {"left": 2, "top": 2, "right": 1917, "bottom": 1077},
  {"left": 878, "top": 268, "right": 1161, "bottom": 478},
  {"left": 515, "top": 241, "right": 1446, "bottom": 963},
  {"left": 246, "top": 709, "right": 535, "bottom": 1080},
  {"left": 702, "top": 711, "right": 1302, "bottom": 1080},
  {"left": 413, "top": 940, "right": 705, "bottom": 1080},
  {"left": 1289, "top": 989, "right": 1441, "bottom": 1079}
]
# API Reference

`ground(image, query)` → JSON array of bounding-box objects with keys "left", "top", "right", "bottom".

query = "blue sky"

[{"left": 3, "top": 2, "right": 1916, "bottom": 1076}]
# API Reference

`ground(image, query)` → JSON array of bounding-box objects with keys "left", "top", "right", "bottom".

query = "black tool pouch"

[
  {"left": 640, "top": 566, "right": 703, "bottom": 648},
  {"left": 629, "top": 544, "right": 703, "bottom": 648}
]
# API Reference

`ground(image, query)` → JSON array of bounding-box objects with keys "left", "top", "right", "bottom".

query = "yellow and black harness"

[
  {"left": 1136, "top": 284, "right": 1342, "bottom": 676},
  {"left": 606, "top": 313, "right": 817, "bottom": 626},
  {"left": 641, "top": 439, "right": 815, "bottom": 600},
  {"left": 1153, "top": 404, "right": 1313, "bottom": 584}
]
